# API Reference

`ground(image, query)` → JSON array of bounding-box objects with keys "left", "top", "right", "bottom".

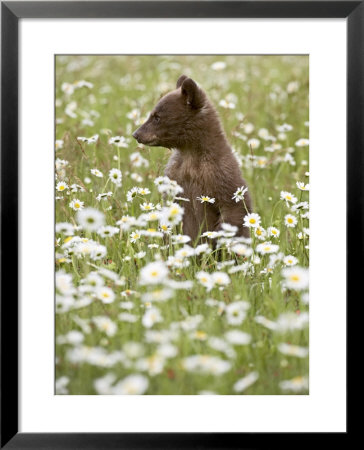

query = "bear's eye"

[{"left": 153, "top": 114, "right": 161, "bottom": 123}]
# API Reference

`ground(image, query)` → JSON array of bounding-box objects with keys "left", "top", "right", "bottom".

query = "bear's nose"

[{"left": 132, "top": 130, "right": 139, "bottom": 140}]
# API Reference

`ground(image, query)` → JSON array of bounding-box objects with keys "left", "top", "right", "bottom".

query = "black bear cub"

[{"left": 133, "top": 75, "right": 252, "bottom": 241}]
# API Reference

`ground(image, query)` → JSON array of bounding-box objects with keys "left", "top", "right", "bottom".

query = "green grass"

[{"left": 55, "top": 55, "right": 309, "bottom": 395}]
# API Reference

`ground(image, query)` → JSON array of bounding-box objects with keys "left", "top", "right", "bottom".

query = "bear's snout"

[
  {"left": 132, "top": 128, "right": 148, "bottom": 145},
  {"left": 132, "top": 126, "right": 159, "bottom": 146},
  {"left": 132, "top": 130, "right": 140, "bottom": 141}
]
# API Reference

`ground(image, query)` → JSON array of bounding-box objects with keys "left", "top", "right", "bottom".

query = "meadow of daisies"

[{"left": 55, "top": 55, "right": 309, "bottom": 395}]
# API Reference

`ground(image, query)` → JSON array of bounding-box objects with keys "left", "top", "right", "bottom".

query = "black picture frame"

[{"left": 1, "top": 1, "right": 357, "bottom": 448}]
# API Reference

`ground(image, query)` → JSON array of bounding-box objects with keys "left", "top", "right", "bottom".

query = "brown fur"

[{"left": 133, "top": 75, "right": 252, "bottom": 242}]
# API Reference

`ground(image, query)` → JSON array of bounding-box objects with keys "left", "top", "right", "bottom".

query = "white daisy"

[
  {"left": 55, "top": 139, "right": 64, "bottom": 151},
  {"left": 130, "top": 231, "right": 141, "bottom": 243},
  {"left": 282, "top": 266, "right": 309, "bottom": 291},
  {"left": 56, "top": 181, "right": 69, "bottom": 192},
  {"left": 212, "top": 272, "right": 231, "bottom": 287},
  {"left": 97, "top": 226, "right": 119, "bottom": 238},
  {"left": 211, "top": 61, "right": 226, "bottom": 71},
  {"left": 247, "top": 138, "right": 260, "bottom": 150},
  {"left": 182, "top": 355, "right": 231, "bottom": 375},
  {"left": 69, "top": 199, "right": 84, "bottom": 211},
  {"left": 278, "top": 343, "right": 309, "bottom": 358},
  {"left": 77, "top": 134, "right": 98, "bottom": 145},
  {"left": 256, "top": 242, "right": 279, "bottom": 255},
  {"left": 126, "top": 187, "right": 139, "bottom": 202},
  {"left": 197, "top": 195, "right": 215, "bottom": 204},
  {"left": 295, "top": 138, "right": 309, "bottom": 147},
  {"left": 56, "top": 222, "right": 75, "bottom": 236},
  {"left": 254, "top": 226, "right": 267, "bottom": 240},
  {"left": 283, "top": 255, "right": 298, "bottom": 266},
  {"left": 91, "top": 168, "right": 104, "bottom": 178},
  {"left": 112, "top": 374, "right": 149, "bottom": 395},
  {"left": 279, "top": 376, "right": 308, "bottom": 393},
  {"left": 171, "top": 234, "right": 191, "bottom": 244},
  {"left": 243, "top": 212, "right": 261, "bottom": 228},
  {"left": 267, "top": 226, "right": 280, "bottom": 238},
  {"left": 109, "top": 168, "right": 122, "bottom": 186},
  {"left": 280, "top": 191, "right": 297, "bottom": 204},
  {"left": 142, "top": 307, "right": 163, "bottom": 328},
  {"left": 225, "top": 330, "right": 251, "bottom": 345},
  {"left": 296, "top": 181, "right": 310, "bottom": 191},
  {"left": 140, "top": 202, "right": 155, "bottom": 211},
  {"left": 226, "top": 301, "right": 249, "bottom": 326},
  {"left": 92, "top": 316, "right": 117, "bottom": 337},
  {"left": 139, "top": 261, "right": 169, "bottom": 285},
  {"left": 284, "top": 214, "right": 298, "bottom": 228},
  {"left": 232, "top": 185, "right": 249, "bottom": 203},
  {"left": 96, "top": 286, "right": 115, "bottom": 304},
  {"left": 138, "top": 187, "right": 151, "bottom": 196},
  {"left": 96, "top": 192, "right": 113, "bottom": 202},
  {"left": 196, "top": 271, "right": 214, "bottom": 291},
  {"left": 76, "top": 208, "right": 105, "bottom": 231},
  {"left": 231, "top": 243, "right": 253, "bottom": 257},
  {"left": 201, "top": 231, "right": 219, "bottom": 239},
  {"left": 233, "top": 372, "right": 259, "bottom": 393},
  {"left": 108, "top": 135, "right": 128, "bottom": 147}
]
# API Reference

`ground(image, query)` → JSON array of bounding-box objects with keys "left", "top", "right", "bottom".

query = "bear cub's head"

[{"left": 132, "top": 75, "right": 209, "bottom": 149}]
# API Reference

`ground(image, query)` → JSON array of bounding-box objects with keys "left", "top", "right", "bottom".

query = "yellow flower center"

[
  {"left": 195, "top": 331, "right": 207, "bottom": 339},
  {"left": 249, "top": 218, "right": 256, "bottom": 224},
  {"left": 292, "top": 376, "right": 303, "bottom": 385},
  {"left": 126, "top": 385, "right": 137, "bottom": 394}
]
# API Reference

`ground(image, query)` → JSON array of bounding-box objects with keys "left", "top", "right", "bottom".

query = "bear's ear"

[
  {"left": 181, "top": 77, "right": 204, "bottom": 109},
  {"left": 176, "top": 74, "right": 188, "bottom": 89}
]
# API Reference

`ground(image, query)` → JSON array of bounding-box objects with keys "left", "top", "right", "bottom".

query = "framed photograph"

[{"left": 1, "top": 0, "right": 355, "bottom": 447}]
